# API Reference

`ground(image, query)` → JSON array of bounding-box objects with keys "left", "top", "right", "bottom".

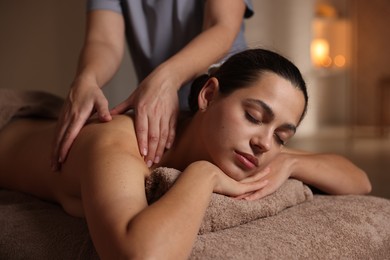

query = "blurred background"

[{"left": 0, "top": 0, "right": 389, "bottom": 198}]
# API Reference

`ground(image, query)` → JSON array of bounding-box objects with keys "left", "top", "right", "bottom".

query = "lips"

[{"left": 234, "top": 150, "right": 259, "bottom": 170}]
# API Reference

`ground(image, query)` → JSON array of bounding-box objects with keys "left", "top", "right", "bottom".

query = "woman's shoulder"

[
  {"left": 86, "top": 113, "right": 136, "bottom": 131},
  {"left": 81, "top": 113, "right": 140, "bottom": 154}
]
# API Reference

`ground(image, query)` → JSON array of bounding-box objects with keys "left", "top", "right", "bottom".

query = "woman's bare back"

[
  {"left": 0, "top": 115, "right": 146, "bottom": 217},
  {"left": 0, "top": 119, "right": 84, "bottom": 214}
]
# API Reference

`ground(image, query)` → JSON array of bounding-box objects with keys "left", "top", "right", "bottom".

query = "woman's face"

[{"left": 199, "top": 72, "right": 305, "bottom": 181}]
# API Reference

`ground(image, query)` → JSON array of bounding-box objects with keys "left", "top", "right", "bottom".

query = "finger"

[
  {"left": 233, "top": 191, "right": 255, "bottom": 200},
  {"left": 51, "top": 110, "right": 71, "bottom": 171},
  {"left": 58, "top": 116, "right": 87, "bottom": 164},
  {"left": 233, "top": 179, "right": 269, "bottom": 199},
  {"left": 96, "top": 97, "right": 112, "bottom": 122},
  {"left": 51, "top": 127, "right": 67, "bottom": 171},
  {"left": 134, "top": 109, "right": 149, "bottom": 159},
  {"left": 240, "top": 167, "right": 271, "bottom": 184},
  {"left": 165, "top": 114, "right": 177, "bottom": 149},
  {"left": 243, "top": 186, "right": 272, "bottom": 201},
  {"left": 153, "top": 116, "right": 170, "bottom": 164},
  {"left": 144, "top": 115, "right": 160, "bottom": 167},
  {"left": 110, "top": 99, "right": 132, "bottom": 115}
]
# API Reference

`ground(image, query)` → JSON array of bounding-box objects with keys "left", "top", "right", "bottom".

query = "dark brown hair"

[{"left": 188, "top": 48, "right": 308, "bottom": 124}]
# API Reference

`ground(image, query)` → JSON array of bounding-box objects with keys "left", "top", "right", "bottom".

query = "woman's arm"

[
  {"left": 238, "top": 148, "right": 372, "bottom": 201},
  {"left": 284, "top": 148, "right": 372, "bottom": 195},
  {"left": 65, "top": 116, "right": 267, "bottom": 259},
  {"left": 125, "top": 161, "right": 216, "bottom": 259}
]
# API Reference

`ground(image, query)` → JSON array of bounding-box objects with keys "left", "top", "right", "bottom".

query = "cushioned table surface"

[{"left": 1, "top": 188, "right": 390, "bottom": 260}]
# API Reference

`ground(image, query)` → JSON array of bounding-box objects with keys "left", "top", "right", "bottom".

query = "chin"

[
  {"left": 211, "top": 154, "right": 248, "bottom": 181},
  {"left": 219, "top": 163, "right": 247, "bottom": 181}
]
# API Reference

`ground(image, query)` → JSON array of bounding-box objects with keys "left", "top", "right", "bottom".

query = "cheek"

[
  {"left": 260, "top": 149, "right": 280, "bottom": 168},
  {"left": 200, "top": 104, "right": 250, "bottom": 180},
  {"left": 202, "top": 104, "right": 243, "bottom": 149}
]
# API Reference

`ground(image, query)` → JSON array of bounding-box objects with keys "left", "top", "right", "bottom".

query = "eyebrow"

[{"left": 244, "top": 98, "right": 297, "bottom": 134}]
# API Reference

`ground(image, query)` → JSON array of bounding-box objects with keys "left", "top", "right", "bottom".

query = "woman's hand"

[
  {"left": 203, "top": 162, "right": 270, "bottom": 198},
  {"left": 110, "top": 67, "right": 179, "bottom": 168},
  {"left": 51, "top": 79, "right": 112, "bottom": 171},
  {"left": 235, "top": 153, "right": 295, "bottom": 201}
]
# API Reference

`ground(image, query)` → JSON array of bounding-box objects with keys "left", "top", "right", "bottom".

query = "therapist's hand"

[
  {"left": 51, "top": 78, "right": 112, "bottom": 171},
  {"left": 110, "top": 69, "right": 179, "bottom": 168}
]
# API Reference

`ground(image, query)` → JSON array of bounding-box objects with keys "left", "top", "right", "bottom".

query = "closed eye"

[
  {"left": 245, "top": 111, "right": 262, "bottom": 125},
  {"left": 245, "top": 109, "right": 291, "bottom": 146},
  {"left": 274, "top": 133, "right": 286, "bottom": 146}
]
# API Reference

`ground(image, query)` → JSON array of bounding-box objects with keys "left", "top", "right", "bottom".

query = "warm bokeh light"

[
  {"left": 322, "top": 56, "right": 333, "bottom": 67},
  {"left": 311, "top": 38, "right": 330, "bottom": 67},
  {"left": 334, "top": 54, "right": 346, "bottom": 67}
]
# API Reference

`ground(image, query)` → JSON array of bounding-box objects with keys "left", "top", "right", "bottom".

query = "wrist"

[
  {"left": 72, "top": 71, "right": 99, "bottom": 89},
  {"left": 286, "top": 153, "right": 300, "bottom": 178},
  {"left": 156, "top": 60, "right": 191, "bottom": 91},
  {"left": 186, "top": 160, "right": 221, "bottom": 188}
]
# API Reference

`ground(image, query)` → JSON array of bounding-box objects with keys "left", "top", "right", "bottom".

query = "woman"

[{"left": 0, "top": 49, "right": 371, "bottom": 259}]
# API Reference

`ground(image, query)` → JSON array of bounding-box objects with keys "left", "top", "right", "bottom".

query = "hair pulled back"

[{"left": 188, "top": 48, "right": 308, "bottom": 123}]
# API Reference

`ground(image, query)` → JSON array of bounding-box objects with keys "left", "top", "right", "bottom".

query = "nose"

[{"left": 250, "top": 130, "right": 272, "bottom": 154}]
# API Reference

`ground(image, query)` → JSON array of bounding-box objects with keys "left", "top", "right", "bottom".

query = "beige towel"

[
  {"left": 146, "top": 167, "right": 313, "bottom": 234},
  {"left": 2, "top": 188, "right": 390, "bottom": 259}
]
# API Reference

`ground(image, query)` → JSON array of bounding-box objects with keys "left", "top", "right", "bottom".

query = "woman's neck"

[{"left": 155, "top": 112, "right": 205, "bottom": 171}]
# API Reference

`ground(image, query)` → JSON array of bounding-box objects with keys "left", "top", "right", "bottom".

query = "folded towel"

[{"left": 146, "top": 167, "right": 313, "bottom": 234}]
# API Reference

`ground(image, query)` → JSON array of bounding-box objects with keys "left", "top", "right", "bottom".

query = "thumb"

[
  {"left": 96, "top": 98, "right": 112, "bottom": 122},
  {"left": 110, "top": 97, "right": 134, "bottom": 115}
]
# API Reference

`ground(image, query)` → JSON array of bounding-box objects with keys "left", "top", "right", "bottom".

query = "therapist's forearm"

[
  {"left": 74, "top": 41, "right": 124, "bottom": 88},
  {"left": 157, "top": 23, "right": 240, "bottom": 88},
  {"left": 156, "top": 0, "right": 246, "bottom": 89},
  {"left": 73, "top": 10, "right": 125, "bottom": 89}
]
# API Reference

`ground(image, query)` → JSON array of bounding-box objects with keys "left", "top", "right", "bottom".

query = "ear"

[{"left": 198, "top": 77, "right": 220, "bottom": 111}]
